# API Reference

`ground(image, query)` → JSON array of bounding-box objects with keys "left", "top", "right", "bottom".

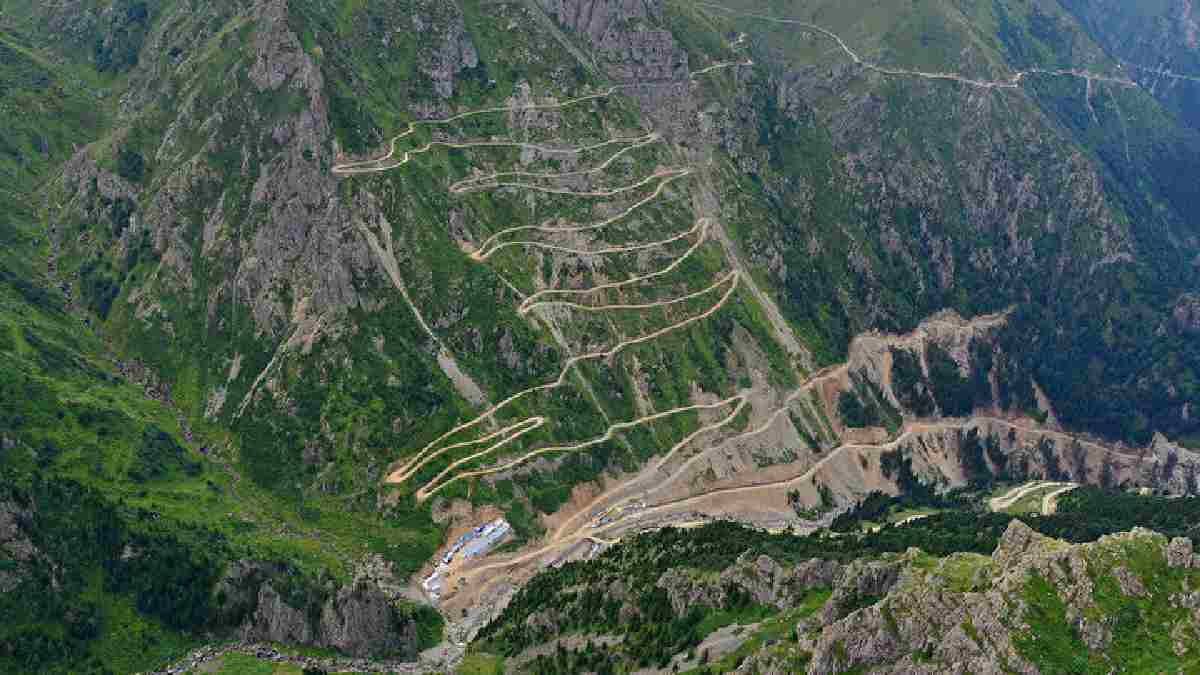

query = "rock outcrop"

[
  {"left": 791, "top": 522, "right": 1200, "bottom": 674},
  {"left": 536, "top": 0, "right": 662, "bottom": 47},
  {"left": 213, "top": 560, "right": 422, "bottom": 659},
  {"left": 657, "top": 553, "right": 841, "bottom": 616},
  {"left": 1173, "top": 293, "right": 1200, "bottom": 334},
  {"left": 0, "top": 501, "right": 39, "bottom": 593},
  {"left": 414, "top": 0, "right": 480, "bottom": 99},
  {"left": 537, "top": 0, "right": 689, "bottom": 83},
  {"left": 629, "top": 522, "right": 1200, "bottom": 673},
  {"left": 645, "top": 522, "right": 1200, "bottom": 673}
]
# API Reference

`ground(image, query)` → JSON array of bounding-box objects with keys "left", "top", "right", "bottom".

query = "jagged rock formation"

[
  {"left": 658, "top": 555, "right": 840, "bottom": 615},
  {"left": 215, "top": 561, "right": 420, "bottom": 658},
  {"left": 538, "top": 0, "right": 661, "bottom": 46},
  {"left": 0, "top": 502, "right": 39, "bottom": 594},
  {"left": 796, "top": 522, "right": 1200, "bottom": 673},
  {"left": 707, "top": 522, "right": 1200, "bottom": 673},
  {"left": 535, "top": 0, "right": 689, "bottom": 84},
  {"left": 413, "top": 0, "right": 480, "bottom": 99},
  {"left": 1175, "top": 294, "right": 1200, "bottom": 334}
]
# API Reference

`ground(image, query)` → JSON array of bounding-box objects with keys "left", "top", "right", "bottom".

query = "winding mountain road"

[
  {"left": 1042, "top": 484, "right": 1078, "bottom": 514},
  {"left": 333, "top": 62, "right": 755, "bottom": 503},
  {"left": 989, "top": 481, "right": 1069, "bottom": 511},
  {"left": 332, "top": 88, "right": 629, "bottom": 176},
  {"left": 393, "top": 271, "right": 742, "bottom": 500},
  {"left": 694, "top": 2, "right": 1136, "bottom": 90},
  {"left": 474, "top": 188, "right": 701, "bottom": 262},
  {"left": 518, "top": 219, "right": 712, "bottom": 315},
  {"left": 472, "top": 168, "right": 690, "bottom": 261}
]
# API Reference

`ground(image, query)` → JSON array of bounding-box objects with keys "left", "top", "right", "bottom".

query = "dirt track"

[
  {"left": 989, "top": 480, "right": 1078, "bottom": 514},
  {"left": 694, "top": 2, "right": 1136, "bottom": 90},
  {"left": 331, "top": 62, "right": 759, "bottom": 504}
]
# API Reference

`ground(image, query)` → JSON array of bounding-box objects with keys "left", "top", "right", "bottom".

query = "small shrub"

[{"left": 116, "top": 148, "right": 145, "bottom": 183}]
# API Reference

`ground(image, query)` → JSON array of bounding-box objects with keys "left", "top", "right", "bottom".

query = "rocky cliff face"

[
  {"left": 718, "top": 522, "right": 1200, "bottom": 674},
  {"left": 71, "top": 0, "right": 373, "bottom": 340},
  {"left": 49, "top": 0, "right": 492, "bottom": 343},
  {"left": 791, "top": 416, "right": 1200, "bottom": 515},
  {"left": 0, "top": 501, "right": 40, "bottom": 594},
  {"left": 214, "top": 560, "right": 420, "bottom": 658},
  {"left": 658, "top": 555, "right": 840, "bottom": 615},
  {"left": 412, "top": 0, "right": 480, "bottom": 99},
  {"left": 720, "top": 57, "right": 1130, "bottom": 337},
  {"left": 537, "top": 0, "right": 662, "bottom": 46},
  {"left": 802, "top": 522, "right": 1200, "bottom": 673},
  {"left": 44, "top": 0, "right": 508, "bottom": 496},
  {"left": 536, "top": 0, "right": 688, "bottom": 84},
  {"left": 1175, "top": 294, "right": 1200, "bottom": 334}
]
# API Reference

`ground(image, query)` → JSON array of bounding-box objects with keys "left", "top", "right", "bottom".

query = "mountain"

[
  {"left": 0, "top": 0, "right": 1198, "bottom": 671},
  {"left": 475, "top": 496, "right": 1200, "bottom": 673}
]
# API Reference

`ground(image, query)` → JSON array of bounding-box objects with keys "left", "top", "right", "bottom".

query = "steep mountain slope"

[
  {"left": 475, "top": 489, "right": 1200, "bottom": 673},
  {"left": 703, "top": 0, "right": 1200, "bottom": 442},
  {"left": 1057, "top": 0, "right": 1200, "bottom": 132},
  {"left": 0, "top": 226, "right": 444, "bottom": 673},
  {"left": 1, "top": 0, "right": 1199, "bottom": 670}
]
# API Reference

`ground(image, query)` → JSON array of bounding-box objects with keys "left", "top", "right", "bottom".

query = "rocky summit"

[{"left": 0, "top": 0, "right": 1199, "bottom": 672}]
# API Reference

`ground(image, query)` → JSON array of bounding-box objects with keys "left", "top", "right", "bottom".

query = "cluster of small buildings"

[{"left": 422, "top": 518, "right": 511, "bottom": 603}]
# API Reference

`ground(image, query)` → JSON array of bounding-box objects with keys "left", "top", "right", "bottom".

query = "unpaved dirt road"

[{"left": 694, "top": 2, "right": 1136, "bottom": 90}]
